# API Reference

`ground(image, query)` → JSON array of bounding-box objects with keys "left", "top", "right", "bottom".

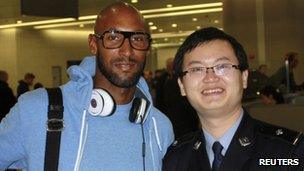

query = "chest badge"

[{"left": 238, "top": 137, "right": 251, "bottom": 147}]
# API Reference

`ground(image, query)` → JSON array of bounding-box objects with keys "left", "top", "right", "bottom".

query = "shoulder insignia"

[
  {"left": 259, "top": 121, "right": 304, "bottom": 146},
  {"left": 165, "top": 132, "right": 197, "bottom": 157},
  {"left": 238, "top": 137, "right": 251, "bottom": 147},
  {"left": 193, "top": 141, "right": 202, "bottom": 150}
]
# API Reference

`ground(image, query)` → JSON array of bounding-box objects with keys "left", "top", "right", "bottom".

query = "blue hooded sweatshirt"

[{"left": 0, "top": 56, "right": 174, "bottom": 171}]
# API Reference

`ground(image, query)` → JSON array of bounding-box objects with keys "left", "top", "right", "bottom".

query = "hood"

[{"left": 65, "top": 56, "right": 153, "bottom": 110}]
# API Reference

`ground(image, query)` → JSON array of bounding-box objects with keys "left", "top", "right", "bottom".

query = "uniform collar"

[
  {"left": 220, "top": 108, "right": 257, "bottom": 170},
  {"left": 202, "top": 109, "right": 244, "bottom": 166}
]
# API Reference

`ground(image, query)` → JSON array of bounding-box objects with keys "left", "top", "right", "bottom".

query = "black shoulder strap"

[{"left": 44, "top": 88, "right": 64, "bottom": 171}]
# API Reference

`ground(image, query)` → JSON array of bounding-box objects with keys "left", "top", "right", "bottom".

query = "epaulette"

[
  {"left": 170, "top": 132, "right": 197, "bottom": 149},
  {"left": 259, "top": 121, "right": 304, "bottom": 146},
  {"left": 164, "top": 132, "right": 197, "bottom": 158}
]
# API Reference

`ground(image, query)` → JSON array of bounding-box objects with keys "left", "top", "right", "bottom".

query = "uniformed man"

[{"left": 162, "top": 27, "right": 304, "bottom": 171}]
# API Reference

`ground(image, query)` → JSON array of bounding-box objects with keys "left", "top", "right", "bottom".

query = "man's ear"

[
  {"left": 242, "top": 70, "right": 249, "bottom": 89},
  {"left": 88, "top": 34, "right": 98, "bottom": 55},
  {"left": 177, "top": 78, "right": 186, "bottom": 96}
]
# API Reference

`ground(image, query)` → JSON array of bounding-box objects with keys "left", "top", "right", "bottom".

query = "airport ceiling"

[{"left": 0, "top": 0, "right": 223, "bottom": 48}]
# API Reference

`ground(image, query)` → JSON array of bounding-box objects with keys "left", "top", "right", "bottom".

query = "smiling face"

[
  {"left": 178, "top": 39, "right": 248, "bottom": 117},
  {"left": 89, "top": 3, "right": 149, "bottom": 88}
]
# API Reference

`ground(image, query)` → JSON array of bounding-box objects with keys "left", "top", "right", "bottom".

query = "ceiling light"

[
  {"left": 196, "top": 26, "right": 201, "bottom": 29},
  {"left": 0, "top": 18, "right": 76, "bottom": 29},
  {"left": 214, "top": 20, "right": 219, "bottom": 24},
  {"left": 17, "top": 20, "right": 22, "bottom": 24},
  {"left": 78, "top": 15, "right": 97, "bottom": 20},
  {"left": 34, "top": 20, "right": 94, "bottom": 29},
  {"left": 141, "top": 2, "right": 222, "bottom": 14},
  {"left": 171, "top": 24, "right": 177, "bottom": 28},
  {"left": 144, "top": 8, "right": 222, "bottom": 19},
  {"left": 78, "top": 3, "right": 223, "bottom": 20},
  {"left": 150, "top": 26, "right": 157, "bottom": 30},
  {"left": 166, "top": 4, "right": 173, "bottom": 8},
  {"left": 158, "top": 29, "right": 163, "bottom": 32},
  {"left": 0, "top": 2, "right": 223, "bottom": 30},
  {"left": 152, "top": 30, "right": 194, "bottom": 39},
  {"left": 164, "top": 38, "right": 168, "bottom": 41},
  {"left": 131, "top": 0, "right": 138, "bottom": 3},
  {"left": 192, "top": 18, "right": 197, "bottom": 21},
  {"left": 152, "top": 42, "right": 182, "bottom": 48},
  {"left": 148, "top": 22, "right": 154, "bottom": 26}
]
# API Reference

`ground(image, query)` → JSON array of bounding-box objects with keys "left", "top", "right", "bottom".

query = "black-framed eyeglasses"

[
  {"left": 181, "top": 63, "right": 240, "bottom": 78},
  {"left": 94, "top": 29, "right": 152, "bottom": 51}
]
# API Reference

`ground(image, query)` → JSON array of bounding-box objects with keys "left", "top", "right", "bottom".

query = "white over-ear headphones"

[
  {"left": 88, "top": 89, "right": 116, "bottom": 117},
  {"left": 88, "top": 88, "right": 149, "bottom": 124},
  {"left": 77, "top": 87, "right": 150, "bottom": 171},
  {"left": 129, "top": 97, "right": 148, "bottom": 124}
]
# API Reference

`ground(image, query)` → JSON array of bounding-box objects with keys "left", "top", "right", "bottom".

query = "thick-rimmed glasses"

[
  {"left": 94, "top": 29, "right": 151, "bottom": 51},
  {"left": 181, "top": 63, "right": 240, "bottom": 78}
]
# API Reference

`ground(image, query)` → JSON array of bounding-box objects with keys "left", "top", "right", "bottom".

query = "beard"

[{"left": 96, "top": 52, "right": 146, "bottom": 88}]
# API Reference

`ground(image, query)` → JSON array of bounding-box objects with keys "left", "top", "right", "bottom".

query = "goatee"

[{"left": 96, "top": 53, "right": 145, "bottom": 88}]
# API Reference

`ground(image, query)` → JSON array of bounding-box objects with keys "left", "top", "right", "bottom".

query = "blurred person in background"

[
  {"left": 260, "top": 86, "right": 285, "bottom": 105},
  {"left": 143, "top": 70, "right": 154, "bottom": 92},
  {"left": 33, "top": 82, "right": 44, "bottom": 89},
  {"left": 268, "top": 52, "right": 299, "bottom": 93},
  {"left": 162, "top": 58, "right": 199, "bottom": 138},
  {"left": 249, "top": 64, "right": 269, "bottom": 91},
  {"left": 245, "top": 64, "right": 269, "bottom": 99},
  {"left": 17, "top": 73, "right": 35, "bottom": 97},
  {"left": 0, "top": 70, "right": 16, "bottom": 122}
]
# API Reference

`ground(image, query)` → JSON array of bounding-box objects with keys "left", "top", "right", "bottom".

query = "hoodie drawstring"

[{"left": 74, "top": 110, "right": 88, "bottom": 171}]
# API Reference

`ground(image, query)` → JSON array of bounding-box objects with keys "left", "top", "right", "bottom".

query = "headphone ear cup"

[
  {"left": 129, "top": 97, "right": 147, "bottom": 124},
  {"left": 88, "top": 89, "right": 115, "bottom": 117}
]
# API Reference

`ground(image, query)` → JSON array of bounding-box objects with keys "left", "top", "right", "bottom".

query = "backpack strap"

[{"left": 44, "top": 88, "right": 64, "bottom": 171}]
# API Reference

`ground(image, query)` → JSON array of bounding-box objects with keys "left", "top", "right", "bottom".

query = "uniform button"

[{"left": 172, "top": 140, "right": 178, "bottom": 146}]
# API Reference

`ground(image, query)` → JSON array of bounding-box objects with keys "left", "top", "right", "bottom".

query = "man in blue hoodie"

[{"left": 0, "top": 2, "right": 174, "bottom": 171}]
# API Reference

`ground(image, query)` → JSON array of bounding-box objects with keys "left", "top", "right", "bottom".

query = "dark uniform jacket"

[{"left": 163, "top": 111, "right": 304, "bottom": 171}]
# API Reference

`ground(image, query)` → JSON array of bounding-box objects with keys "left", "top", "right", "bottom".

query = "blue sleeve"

[
  {"left": 150, "top": 107, "right": 174, "bottom": 157},
  {"left": 162, "top": 120, "right": 174, "bottom": 157},
  {"left": 0, "top": 102, "right": 26, "bottom": 170}
]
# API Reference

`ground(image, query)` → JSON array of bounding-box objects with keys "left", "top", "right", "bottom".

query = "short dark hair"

[
  {"left": 285, "top": 51, "right": 298, "bottom": 63},
  {"left": 34, "top": 82, "right": 43, "bottom": 89},
  {"left": 24, "top": 73, "right": 35, "bottom": 79},
  {"left": 258, "top": 64, "right": 267, "bottom": 70},
  {"left": 174, "top": 27, "right": 249, "bottom": 77}
]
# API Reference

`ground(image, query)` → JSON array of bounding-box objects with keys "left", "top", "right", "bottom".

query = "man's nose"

[
  {"left": 203, "top": 69, "right": 219, "bottom": 83},
  {"left": 119, "top": 38, "right": 134, "bottom": 57}
]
